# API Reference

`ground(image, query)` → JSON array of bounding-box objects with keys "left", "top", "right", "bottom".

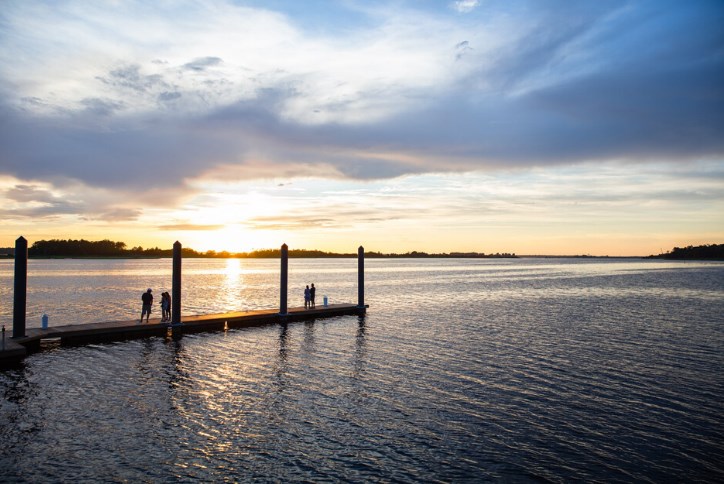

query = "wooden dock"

[{"left": 0, "top": 303, "right": 367, "bottom": 368}]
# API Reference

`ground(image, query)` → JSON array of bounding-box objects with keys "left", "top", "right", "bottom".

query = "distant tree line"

[
  {"left": 16, "top": 238, "right": 518, "bottom": 259},
  {"left": 235, "top": 249, "right": 356, "bottom": 258},
  {"left": 650, "top": 244, "right": 724, "bottom": 260},
  {"left": 364, "top": 250, "right": 516, "bottom": 258},
  {"left": 30, "top": 239, "right": 128, "bottom": 257},
  {"left": 27, "top": 239, "right": 205, "bottom": 258},
  {"left": 15, "top": 239, "right": 723, "bottom": 259}
]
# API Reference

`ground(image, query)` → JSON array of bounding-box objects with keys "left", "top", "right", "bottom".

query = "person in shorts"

[{"left": 140, "top": 288, "right": 153, "bottom": 323}]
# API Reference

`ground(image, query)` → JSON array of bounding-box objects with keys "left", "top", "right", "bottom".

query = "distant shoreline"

[
  {"left": 2, "top": 241, "right": 722, "bottom": 260},
  {"left": 3, "top": 254, "right": 521, "bottom": 260},
  {"left": 0, "top": 254, "right": 659, "bottom": 260},
  {"left": 3, "top": 255, "right": 722, "bottom": 260}
]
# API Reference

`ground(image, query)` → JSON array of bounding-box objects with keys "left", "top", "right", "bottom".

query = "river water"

[{"left": 1, "top": 258, "right": 722, "bottom": 482}]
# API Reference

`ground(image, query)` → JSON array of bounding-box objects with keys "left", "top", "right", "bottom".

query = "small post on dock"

[
  {"left": 13, "top": 236, "right": 28, "bottom": 338},
  {"left": 280, "top": 243, "right": 288, "bottom": 315},
  {"left": 357, "top": 245, "right": 365, "bottom": 309},
  {"left": 172, "top": 241, "right": 182, "bottom": 325}
]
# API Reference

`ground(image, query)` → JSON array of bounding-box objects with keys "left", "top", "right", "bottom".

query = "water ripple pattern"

[{"left": 1, "top": 258, "right": 723, "bottom": 482}]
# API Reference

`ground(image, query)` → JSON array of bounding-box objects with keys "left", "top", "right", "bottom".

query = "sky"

[{"left": 1, "top": 0, "right": 723, "bottom": 256}]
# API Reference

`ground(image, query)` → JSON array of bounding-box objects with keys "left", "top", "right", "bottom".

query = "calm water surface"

[{"left": 1, "top": 258, "right": 723, "bottom": 482}]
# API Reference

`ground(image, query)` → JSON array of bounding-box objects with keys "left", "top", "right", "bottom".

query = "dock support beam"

[
  {"left": 280, "top": 243, "right": 288, "bottom": 315},
  {"left": 13, "top": 236, "right": 28, "bottom": 338},
  {"left": 172, "top": 241, "right": 182, "bottom": 325},
  {"left": 357, "top": 245, "right": 365, "bottom": 309}
]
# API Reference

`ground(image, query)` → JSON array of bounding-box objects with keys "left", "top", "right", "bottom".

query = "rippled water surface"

[{"left": 1, "top": 258, "right": 723, "bottom": 482}]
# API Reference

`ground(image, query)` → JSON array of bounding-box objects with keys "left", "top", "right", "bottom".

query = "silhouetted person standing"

[
  {"left": 310, "top": 283, "right": 316, "bottom": 308},
  {"left": 304, "top": 285, "right": 311, "bottom": 309},
  {"left": 161, "top": 291, "right": 171, "bottom": 322},
  {"left": 141, "top": 288, "right": 153, "bottom": 323}
]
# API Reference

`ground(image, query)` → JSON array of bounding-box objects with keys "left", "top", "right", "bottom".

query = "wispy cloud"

[
  {"left": 159, "top": 223, "right": 226, "bottom": 231},
  {"left": 2, "top": 184, "right": 82, "bottom": 219},
  {"left": 452, "top": 1, "right": 480, "bottom": 14},
  {"left": 183, "top": 57, "right": 223, "bottom": 72}
]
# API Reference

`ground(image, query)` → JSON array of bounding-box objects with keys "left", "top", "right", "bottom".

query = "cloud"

[
  {"left": 96, "top": 65, "right": 168, "bottom": 93},
  {"left": 1, "top": 184, "right": 83, "bottom": 219},
  {"left": 245, "top": 216, "right": 341, "bottom": 230},
  {"left": 0, "top": 0, "right": 721, "bottom": 215},
  {"left": 455, "top": 40, "right": 472, "bottom": 60},
  {"left": 5, "top": 184, "right": 58, "bottom": 203},
  {"left": 452, "top": 1, "right": 480, "bottom": 14},
  {"left": 183, "top": 57, "right": 223, "bottom": 71},
  {"left": 159, "top": 223, "right": 225, "bottom": 231},
  {"left": 80, "top": 97, "right": 126, "bottom": 116},
  {"left": 82, "top": 207, "right": 142, "bottom": 222},
  {"left": 245, "top": 207, "right": 401, "bottom": 230}
]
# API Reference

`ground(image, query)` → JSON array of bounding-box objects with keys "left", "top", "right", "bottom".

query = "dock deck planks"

[{"left": 1, "top": 303, "right": 367, "bottom": 367}]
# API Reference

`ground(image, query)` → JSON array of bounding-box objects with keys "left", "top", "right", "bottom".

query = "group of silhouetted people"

[
  {"left": 304, "top": 283, "right": 316, "bottom": 309},
  {"left": 140, "top": 282, "right": 318, "bottom": 324},
  {"left": 139, "top": 288, "right": 171, "bottom": 323}
]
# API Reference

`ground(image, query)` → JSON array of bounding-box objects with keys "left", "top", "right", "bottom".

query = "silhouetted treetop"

[{"left": 650, "top": 244, "right": 724, "bottom": 260}]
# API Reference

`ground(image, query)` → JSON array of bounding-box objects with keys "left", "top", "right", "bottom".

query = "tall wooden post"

[
  {"left": 172, "top": 241, "right": 182, "bottom": 325},
  {"left": 357, "top": 245, "right": 365, "bottom": 309},
  {"left": 280, "top": 243, "right": 288, "bottom": 315},
  {"left": 13, "top": 236, "right": 28, "bottom": 338}
]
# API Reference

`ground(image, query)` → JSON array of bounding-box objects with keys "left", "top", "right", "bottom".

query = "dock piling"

[
  {"left": 357, "top": 245, "right": 365, "bottom": 309},
  {"left": 280, "top": 243, "right": 288, "bottom": 315},
  {"left": 13, "top": 236, "right": 28, "bottom": 338},
  {"left": 172, "top": 241, "right": 182, "bottom": 325}
]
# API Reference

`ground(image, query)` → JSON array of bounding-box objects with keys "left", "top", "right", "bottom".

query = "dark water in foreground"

[{"left": 1, "top": 258, "right": 723, "bottom": 482}]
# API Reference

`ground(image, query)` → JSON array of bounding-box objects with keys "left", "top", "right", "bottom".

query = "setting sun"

[
  {"left": 161, "top": 186, "right": 293, "bottom": 253},
  {"left": 186, "top": 226, "right": 283, "bottom": 253}
]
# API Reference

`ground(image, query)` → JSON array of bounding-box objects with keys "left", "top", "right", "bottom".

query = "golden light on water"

[{"left": 223, "top": 258, "right": 242, "bottom": 279}]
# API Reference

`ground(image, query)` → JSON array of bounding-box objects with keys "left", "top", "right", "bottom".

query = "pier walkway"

[{"left": 1, "top": 303, "right": 367, "bottom": 367}]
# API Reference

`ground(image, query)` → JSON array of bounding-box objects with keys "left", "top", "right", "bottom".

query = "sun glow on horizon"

[
  {"left": 1, "top": 167, "right": 722, "bottom": 258},
  {"left": 160, "top": 185, "right": 295, "bottom": 253},
  {"left": 185, "top": 226, "right": 286, "bottom": 253}
]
